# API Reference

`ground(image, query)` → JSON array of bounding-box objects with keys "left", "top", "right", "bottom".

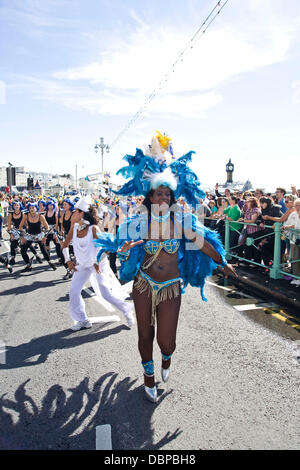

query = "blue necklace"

[{"left": 151, "top": 211, "right": 170, "bottom": 222}]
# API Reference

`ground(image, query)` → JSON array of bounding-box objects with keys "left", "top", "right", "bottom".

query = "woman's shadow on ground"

[
  {"left": 0, "top": 323, "right": 129, "bottom": 370},
  {"left": 0, "top": 373, "right": 181, "bottom": 450}
]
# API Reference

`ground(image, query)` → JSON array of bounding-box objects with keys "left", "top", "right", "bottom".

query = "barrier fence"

[
  {"left": 203, "top": 217, "right": 300, "bottom": 280},
  {"left": 203, "top": 217, "right": 300, "bottom": 282}
]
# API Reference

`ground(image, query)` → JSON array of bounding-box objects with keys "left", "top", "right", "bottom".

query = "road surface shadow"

[
  {"left": 0, "top": 374, "right": 181, "bottom": 450},
  {"left": 0, "top": 278, "right": 69, "bottom": 296},
  {"left": 0, "top": 324, "right": 127, "bottom": 370}
]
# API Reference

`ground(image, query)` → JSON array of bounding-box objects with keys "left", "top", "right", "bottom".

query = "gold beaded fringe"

[{"left": 135, "top": 274, "right": 180, "bottom": 326}]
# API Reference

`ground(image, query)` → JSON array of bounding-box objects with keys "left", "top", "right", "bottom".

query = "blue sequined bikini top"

[{"left": 143, "top": 239, "right": 180, "bottom": 255}]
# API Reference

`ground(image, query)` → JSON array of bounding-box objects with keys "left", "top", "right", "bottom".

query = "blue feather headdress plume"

[{"left": 114, "top": 132, "right": 206, "bottom": 208}]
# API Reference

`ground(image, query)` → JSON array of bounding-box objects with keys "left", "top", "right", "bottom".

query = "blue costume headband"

[
  {"left": 27, "top": 202, "right": 39, "bottom": 211},
  {"left": 38, "top": 200, "right": 47, "bottom": 208},
  {"left": 62, "top": 198, "right": 75, "bottom": 211},
  {"left": 47, "top": 200, "right": 56, "bottom": 209}
]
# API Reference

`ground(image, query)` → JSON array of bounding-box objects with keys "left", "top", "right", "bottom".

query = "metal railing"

[{"left": 202, "top": 217, "right": 300, "bottom": 282}]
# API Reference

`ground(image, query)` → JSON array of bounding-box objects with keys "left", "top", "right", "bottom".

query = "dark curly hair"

[{"left": 79, "top": 206, "right": 100, "bottom": 226}]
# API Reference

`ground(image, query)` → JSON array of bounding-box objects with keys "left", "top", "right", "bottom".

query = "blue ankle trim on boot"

[
  {"left": 161, "top": 352, "right": 173, "bottom": 361},
  {"left": 142, "top": 360, "right": 154, "bottom": 376}
]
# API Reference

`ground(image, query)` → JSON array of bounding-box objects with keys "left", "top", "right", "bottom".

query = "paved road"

[{"left": 0, "top": 251, "right": 299, "bottom": 450}]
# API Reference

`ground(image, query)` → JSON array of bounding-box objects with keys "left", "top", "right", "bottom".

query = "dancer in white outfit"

[{"left": 62, "top": 196, "right": 135, "bottom": 331}]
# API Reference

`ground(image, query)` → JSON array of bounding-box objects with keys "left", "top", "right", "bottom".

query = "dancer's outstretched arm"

[{"left": 62, "top": 225, "right": 76, "bottom": 271}]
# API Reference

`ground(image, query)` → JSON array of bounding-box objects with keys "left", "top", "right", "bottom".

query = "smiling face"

[
  {"left": 150, "top": 186, "right": 171, "bottom": 214},
  {"left": 150, "top": 186, "right": 171, "bottom": 206},
  {"left": 13, "top": 202, "right": 21, "bottom": 213},
  {"left": 29, "top": 205, "right": 37, "bottom": 215}
]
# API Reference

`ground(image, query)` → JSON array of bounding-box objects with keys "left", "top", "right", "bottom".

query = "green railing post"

[
  {"left": 224, "top": 219, "right": 232, "bottom": 261},
  {"left": 270, "top": 222, "right": 283, "bottom": 280}
]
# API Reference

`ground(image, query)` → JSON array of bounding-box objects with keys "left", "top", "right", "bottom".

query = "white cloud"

[
  {"left": 10, "top": 0, "right": 300, "bottom": 117},
  {"left": 11, "top": 76, "right": 221, "bottom": 117},
  {"left": 53, "top": 24, "right": 293, "bottom": 94}
]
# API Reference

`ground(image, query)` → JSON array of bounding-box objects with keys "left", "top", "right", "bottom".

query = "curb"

[{"left": 217, "top": 268, "right": 300, "bottom": 314}]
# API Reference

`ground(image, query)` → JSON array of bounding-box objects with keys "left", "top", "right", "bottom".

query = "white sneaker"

[
  {"left": 291, "top": 279, "right": 300, "bottom": 286},
  {"left": 71, "top": 320, "right": 92, "bottom": 331},
  {"left": 124, "top": 310, "right": 135, "bottom": 328}
]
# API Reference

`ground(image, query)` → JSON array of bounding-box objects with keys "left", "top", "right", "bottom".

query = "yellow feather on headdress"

[{"left": 155, "top": 130, "right": 172, "bottom": 152}]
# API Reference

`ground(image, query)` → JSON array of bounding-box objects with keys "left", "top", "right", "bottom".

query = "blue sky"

[{"left": 1, "top": 0, "right": 300, "bottom": 191}]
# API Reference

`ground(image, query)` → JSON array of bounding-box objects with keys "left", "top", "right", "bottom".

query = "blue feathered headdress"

[{"left": 114, "top": 132, "right": 205, "bottom": 208}]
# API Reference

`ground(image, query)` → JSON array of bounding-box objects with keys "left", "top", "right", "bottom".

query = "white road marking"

[
  {"left": 206, "top": 280, "right": 233, "bottom": 291},
  {"left": 0, "top": 340, "right": 6, "bottom": 365},
  {"left": 234, "top": 304, "right": 263, "bottom": 312},
  {"left": 233, "top": 303, "right": 275, "bottom": 312},
  {"left": 96, "top": 424, "right": 112, "bottom": 450},
  {"left": 0, "top": 241, "right": 10, "bottom": 254}
]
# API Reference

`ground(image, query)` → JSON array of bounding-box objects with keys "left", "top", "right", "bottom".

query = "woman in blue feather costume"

[{"left": 94, "top": 132, "right": 237, "bottom": 403}]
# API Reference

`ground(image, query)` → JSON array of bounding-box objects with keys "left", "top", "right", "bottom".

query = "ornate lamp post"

[{"left": 94, "top": 137, "right": 110, "bottom": 175}]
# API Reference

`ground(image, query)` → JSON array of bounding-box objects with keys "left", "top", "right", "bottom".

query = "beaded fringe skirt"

[{"left": 134, "top": 270, "right": 181, "bottom": 326}]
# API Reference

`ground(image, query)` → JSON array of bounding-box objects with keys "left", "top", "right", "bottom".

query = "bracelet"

[{"left": 116, "top": 250, "right": 130, "bottom": 262}]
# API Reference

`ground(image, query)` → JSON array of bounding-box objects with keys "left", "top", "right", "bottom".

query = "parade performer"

[
  {"left": 44, "top": 199, "right": 62, "bottom": 262},
  {"left": 59, "top": 199, "right": 75, "bottom": 279},
  {"left": 38, "top": 199, "right": 47, "bottom": 215},
  {"left": 62, "top": 196, "right": 135, "bottom": 331},
  {"left": 94, "top": 131, "right": 237, "bottom": 403},
  {"left": 19, "top": 203, "right": 57, "bottom": 272},
  {"left": 7, "top": 201, "right": 42, "bottom": 265}
]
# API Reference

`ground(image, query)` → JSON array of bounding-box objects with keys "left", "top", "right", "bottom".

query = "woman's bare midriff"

[
  {"left": 141, "top": 220, "right": 180, "bottom": 282},
  {"left": 142, "top": 250, "right": 179, "bottom": 282}
]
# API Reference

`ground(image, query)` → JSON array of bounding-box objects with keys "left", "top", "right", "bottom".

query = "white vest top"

[{"left": 72, "top": 224, "right": 98, "bottom": 267}]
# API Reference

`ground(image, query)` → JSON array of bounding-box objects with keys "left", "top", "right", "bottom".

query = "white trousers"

[{"left": 69, "top": 260, "right": 133, "bottom": 322}]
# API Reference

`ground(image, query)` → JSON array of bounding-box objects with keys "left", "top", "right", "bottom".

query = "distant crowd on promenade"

[
  {"left": 0, "top": 183, "right": 300, "bottom": 284},
  {"left": 195, "top": 184, "right": 300, "bottom": 285}
]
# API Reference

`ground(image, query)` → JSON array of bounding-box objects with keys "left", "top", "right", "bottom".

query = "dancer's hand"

[
  {"left": 41, "top": 237, "right": 46, "bottom": 244},
  {"left": 223, "top": 264, "right": 238, "bottom": 278},
  {"left": 94, "top": 263, "right": 101, "bottom": 274},
  {"left": 67, "top": 260, "right": 77, "bottom": 272},
  {"left": 120, "top": 239, "right": 143, "bottom": 252}
]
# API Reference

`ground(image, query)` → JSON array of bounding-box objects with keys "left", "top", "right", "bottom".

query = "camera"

[{"left": 295, "top": 238, "right": 300, "bottom": 246}]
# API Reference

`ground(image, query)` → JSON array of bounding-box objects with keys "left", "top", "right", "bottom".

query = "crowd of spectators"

[{"left": 192, "top": 184, "right": 300, "bottom": 285}]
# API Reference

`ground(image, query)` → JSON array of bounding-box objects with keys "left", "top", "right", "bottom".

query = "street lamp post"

[
  {"left": 94, "top": 137, "right": 109, "bottom": 175},
  {"left": 8, "top": 162, "right": 13, "bottom": 195}
]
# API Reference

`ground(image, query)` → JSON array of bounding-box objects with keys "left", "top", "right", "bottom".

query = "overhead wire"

[{"left": 109, "top": 0, "right": 230, "bottom": 150}]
